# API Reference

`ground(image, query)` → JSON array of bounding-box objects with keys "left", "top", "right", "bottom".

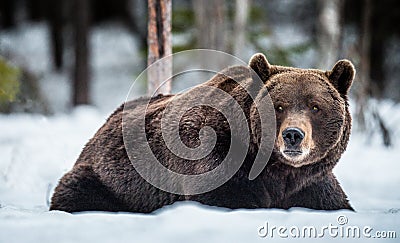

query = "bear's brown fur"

[{"left": 50, "top": 53, "right": 355, "bottom": 213}]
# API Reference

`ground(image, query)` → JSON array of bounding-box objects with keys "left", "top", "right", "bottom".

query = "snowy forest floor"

[{"left": 0, "top": 22, "right": 399, "bottom": 242}]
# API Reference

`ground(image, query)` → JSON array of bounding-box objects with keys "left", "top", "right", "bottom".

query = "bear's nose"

[{"left": 282, "top": 128, "right": 305, "bottom": 147}]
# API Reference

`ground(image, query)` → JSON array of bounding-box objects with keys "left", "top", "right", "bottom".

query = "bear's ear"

[
  {"left": 249, "top": 53, "right": 271, "bottom": 83},
  {"left": 327, "top": 59, "right": 355, "bottom": 96}
]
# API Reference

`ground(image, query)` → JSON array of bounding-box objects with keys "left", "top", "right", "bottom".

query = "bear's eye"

[
  {"left": 276, "top": 105, "right": 284, "bottom": 113},
  {"left": 311, "top": 105, "right": 320, "bottom": 113}
]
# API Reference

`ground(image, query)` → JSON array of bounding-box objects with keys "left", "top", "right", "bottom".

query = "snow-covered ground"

[
  {"left": 1, "top": 23, "right": 399, "bottom": 242},
  {"left": 0, "top": 107, "right": 399, "bottom": 242}
]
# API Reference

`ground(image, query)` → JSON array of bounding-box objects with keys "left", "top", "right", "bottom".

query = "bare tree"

[
  {"left": 355, "top": 0, "right": 372, "bottom": 129},
  {"left": 233, "top": 0, "right": 249, "bottom": 57},
  {"left": 48, "top": 0, "right": 65, "bottom": 70},
  {"left": 147, "top": 0, "right": 172, "bottom": 95},
  {"left": 316, "top": 0, "right": 343, "bottom": 69},
  {"left": 193, "top": 0, "right": 227, "bottom": 51},
  {"left": 355, "top": 0, "right": 391, "bottom": 146},
  {"left": 72, "top": 0, "right": 91, "bottom": 106}
]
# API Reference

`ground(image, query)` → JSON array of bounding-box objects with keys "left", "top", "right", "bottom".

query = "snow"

[
  {"left": 1, "top": 105, "right": 399, "bottom": 242},
  {"left": 1, "top": 23, "right": 399, "bottom": 242}
]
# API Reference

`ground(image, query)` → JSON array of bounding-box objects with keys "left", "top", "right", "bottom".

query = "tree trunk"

[
  {"left": 72, "top": 0, "right": 90, "bottom": 106},
  {"left": 233, "top": 0, "right": 249, "bottom": 57},
  {"left": 316, "top": 0, "right": 343, "bottom": 69},
  {"left": 147, "top": 0, "right": 172, "bottom": 95},
  {"left": 193, "top": 0, "right": 227, "bottom": 51},
  {"left": 355, "top": 0, "right": 372, "bottom": 129},
  {"left": 48, "top": 0, "right": 64, "bottom": 70},
  {"left": 355, "top": 0, "right": 391, "bottom": 146}
]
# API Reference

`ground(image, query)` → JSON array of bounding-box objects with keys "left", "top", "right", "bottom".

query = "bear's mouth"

[{"left": 283, "top": 150, "right": 303, "bottom": 157}]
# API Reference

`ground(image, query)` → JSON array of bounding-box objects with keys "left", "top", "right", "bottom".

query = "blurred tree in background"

[
  {"left": 0, "top": 0, "right": 399, "bottom": 145},
  {"left": 147, "top": 0, "right": 172, "bottom": 95},
  {"left": 72, "top": 0, "right": 91, "bottom": 105}
]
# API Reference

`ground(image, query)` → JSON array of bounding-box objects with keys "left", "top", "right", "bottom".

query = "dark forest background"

[{"left": 1, "top": 0, "right": 399, "bottom": 145}]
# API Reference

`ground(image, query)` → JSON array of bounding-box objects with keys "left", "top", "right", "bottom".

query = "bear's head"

[{"left": 249, "top": 53, "right": 355, "bottom": 168}]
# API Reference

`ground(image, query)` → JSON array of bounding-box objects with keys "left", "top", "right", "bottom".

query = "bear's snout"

[
  {"left": 282, "top": 127, "right": 304, "bottom": 154},
  {"left": 276, "top": 113, "right": 315, "bottom": 166}
]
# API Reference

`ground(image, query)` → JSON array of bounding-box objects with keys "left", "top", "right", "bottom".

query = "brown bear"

[{"left": 50, "top": 53, "right": 355, "bottom": 213}]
